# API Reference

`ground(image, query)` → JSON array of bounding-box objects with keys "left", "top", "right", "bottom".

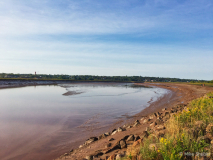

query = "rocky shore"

[
  {"left": 55, "top": 83, "right": 213, "bottom": 160},
  {"left": 56, "top": 104, "right": 186, "bottom": 160}
]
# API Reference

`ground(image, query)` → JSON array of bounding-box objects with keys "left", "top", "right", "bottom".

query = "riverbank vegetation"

[
  {"left": 124, "top": 92, "right": 213, "bottom": 160},
  {"left": 0, "top": 73, "right": 208, "bottom": 83}
]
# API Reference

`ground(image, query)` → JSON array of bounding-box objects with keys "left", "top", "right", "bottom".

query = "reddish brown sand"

[
  {"left": 0, "top": 82, "right": 212, "bottom": 160},
  {"left": 55, "top": 83, "right": 213, "bottom": 160}
]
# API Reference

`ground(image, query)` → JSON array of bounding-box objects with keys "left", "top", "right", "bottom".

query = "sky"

[{"left": 0, "top": 0, "right": 213, "bottom": 80}]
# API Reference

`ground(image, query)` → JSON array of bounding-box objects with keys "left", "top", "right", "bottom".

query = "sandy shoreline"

[
  {"left": 55, "top": 82, "right": 213, "bottom": 160},
  {"left": 1, "top": 81, "right": 212, "bottom": 160}
]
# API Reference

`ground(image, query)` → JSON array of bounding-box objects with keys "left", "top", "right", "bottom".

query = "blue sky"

[{"left": 0, "top": 0, "right": 213, "bottom": 80}]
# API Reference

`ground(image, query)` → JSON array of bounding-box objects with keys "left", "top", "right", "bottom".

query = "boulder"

[
  {"left": 105, "top": 142, "right": 120, "bottom": 154},
  {"left": 150, "top": 122, "right": 157, "bottom": 127},
  {"left": 163, "top": 112, "right": 170, "bottom": 119},
  {"left": 105, "top": 132, "right": 110, "bottom": 136},
  {"left": 170, "top": 109, "right": 177, "bottom": 113},
  {"left": 155, "top": 119, "right": 164, "bottom": 125},
  {"left": 155, "top": 125, "right": 166, "bottom": 131},
  {"left": 139, "top": 131, "right": 149, "bottom": 139},
  {"left": 85, "top": 137, "right": 98, "bottom": 145},
  {"left": 111, "top": 130, "right": 117, "bottom": 135},
  {"left": 105, "top": 143, "right": 112, "bottom": 148},
  {"left": 156, "top": 112, "right": 161, "bottom": 116},
  {"left": 108, "top": 138, "right": 115, "bottom": 141},
  {"left": 117, "top": 127, "right": 123, "bottom": 132},
  {"left": 143, "top": 119, "right": 150, "bottom": 124},
  {"left": 64, "top": 153, "right": 69, "bottom": 156},
  {"left": 119, "top": 140, "right": 127, "bottom": 149},
  {"left": 98, "top": 133, "right": 107, "bottom": 140},
  {"left": 162, "top": 108, "right": 167, "bottom": 111},
  {"left": 140, "top": 117, "right": 146, "bottom": 121},
  {"left": 116, "top": 153, "right": 125, "bottom": 160},
  {"left": 132, "top": 139, "right": 143, "bottom": 147},
  {"left": 93, "top": 151, "right": 103, "bottom": 158},
  {"left": 122, "top": 135, "right": 130, "bottom": 141},
  {"left": 149, "top": 114, "right": 155, "bottom": 119},
  {"left": 85, "top": 155, "right": 93, "bottom": 160},
  {"left": 133, "top": 120, "right": 140, "bottom": 127},
  {"left": 157, "top": 116, "right": 162, "bottom": 120},
  {"left": 127, "top": 125, "right": 132, "bottom": 129},
  {"left": 126, "top": 135, "right": 134, "bottom": 141},
  {"left": 153, "top": 112, "right": 158, "bottom": 117},
  {"left": 134, "top": 135, "right": 140, "bottom": 141}
]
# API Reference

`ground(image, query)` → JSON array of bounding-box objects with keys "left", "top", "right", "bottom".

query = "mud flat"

[
  {"left": 0, "top": 81, "right": 166, "bottom": 160},
  {"left": 55, "top": 83, "right": 213, "bottom": 160}
]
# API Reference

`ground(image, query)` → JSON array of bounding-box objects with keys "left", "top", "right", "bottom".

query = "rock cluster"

[{"left": 58, "top": 104, "right": 189, "bottom": 160}]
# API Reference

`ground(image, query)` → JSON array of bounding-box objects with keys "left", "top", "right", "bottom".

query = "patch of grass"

[
  {"left": 189, "top": 83, "right": 213, "bottom": 87},
  {"left": 123, "top": 92, "right": 213, "bottom": 160}
]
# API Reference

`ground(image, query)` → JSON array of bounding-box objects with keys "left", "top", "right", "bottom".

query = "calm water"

[{"left": 0, "top": 83, "right": 167, "bottom": 160}]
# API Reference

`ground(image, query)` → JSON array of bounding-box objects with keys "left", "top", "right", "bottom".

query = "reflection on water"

[{"left": 0, "top": 83, "right": 167, "bottom": 160}]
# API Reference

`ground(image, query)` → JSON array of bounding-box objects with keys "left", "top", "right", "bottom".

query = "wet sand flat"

[{"left": 0, "top": 82, "right": 167, "bottom": 160}]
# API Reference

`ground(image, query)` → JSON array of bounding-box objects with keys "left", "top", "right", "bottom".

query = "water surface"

[{"left": 0, "top": 82, "right": 167, "bottom": 160}]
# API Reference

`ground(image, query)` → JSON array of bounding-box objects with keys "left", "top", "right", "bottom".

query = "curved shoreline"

[
  {"left": 1, "top": 81, "right": 212, "bottom": 160},
  {"left": 0, "top": 81, "right": 165, "bottom": 160},
  {"left": 55, "top": 83, "right": 213, "bottom": 160}
]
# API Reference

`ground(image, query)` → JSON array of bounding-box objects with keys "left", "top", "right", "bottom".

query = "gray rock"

[
  {"left": 108, "top": 138, "right": 115, "bottom": 141},
  {"left": 163, "top": 112, "right": 170, "bottom": 119},
  {"left": 98, "top": 133, "right": 106, "bottom": 140},
  {"left": 116, "top": 153, "right": 126, "bottom": 160},
  {"left": 64, "top": 153, "right": 69, "bottom": 156},
  {"left": 119, "top": 140, "right": 127, "bottom": 149},
  {"left": 134, "top": 135, "right": 140, "bottom": 141},
  {"left": 150, "top": 122, "right": 157, "bottom": 127},
  {"left": 155, "top": 125, "right": 166, "bottom": 131},
  {"left": 127, "top": 125, "right": 132, "bottom": 129},
  {"left": 139, "top": 131, "right": 149, "bottom": 139},
  {"left": 111, "top": 130, "right": 117, "bottom": 135},
  {"left": 126, "top": 135, "right": 134, "bottom": 141},
  {"left": 85, "top": 137, "right": 98, "bottom": 145},
  {"left": 162, "top": 108, "right": 167, "bottom": 111},
  {"left": 105, "top": 132, "right": 110, "bottom": 136},
  {"left": 85, "top": 155, "right": 93, "bottom": 160},
  {"left": 117, "top": 127, "right": 123, "bottom": 132},
  {"left": 140, "top": 117, "right": 146, "bottom": 121},
  {"left": 143, "top": 118, "right": 150, "bottom": 124},
  {"left": 133, "top": 120, "right": 140, "bottom": 127},
  {"left": 105, "top": 143, "right": 112, "bottom": 148},
  {"left": 149, "top": 114, "right": 155, "bottom": 119}
]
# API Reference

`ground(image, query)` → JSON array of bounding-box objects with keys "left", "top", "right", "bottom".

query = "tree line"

[{"left": 0, "top": 73, "right": 210, "bottom": 83}]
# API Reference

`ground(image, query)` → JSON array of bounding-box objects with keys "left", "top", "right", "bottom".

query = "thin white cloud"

[
  {"left": 0, "top": 0, "right": 212, "bottom": 80},
  {"left": 0, "top": 0, "right": 212, "bottom": 36}
]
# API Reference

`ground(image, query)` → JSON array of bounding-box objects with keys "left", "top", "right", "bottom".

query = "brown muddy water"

[{"left": 0, "top": 82, "right": 168, "bottom": 160}]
